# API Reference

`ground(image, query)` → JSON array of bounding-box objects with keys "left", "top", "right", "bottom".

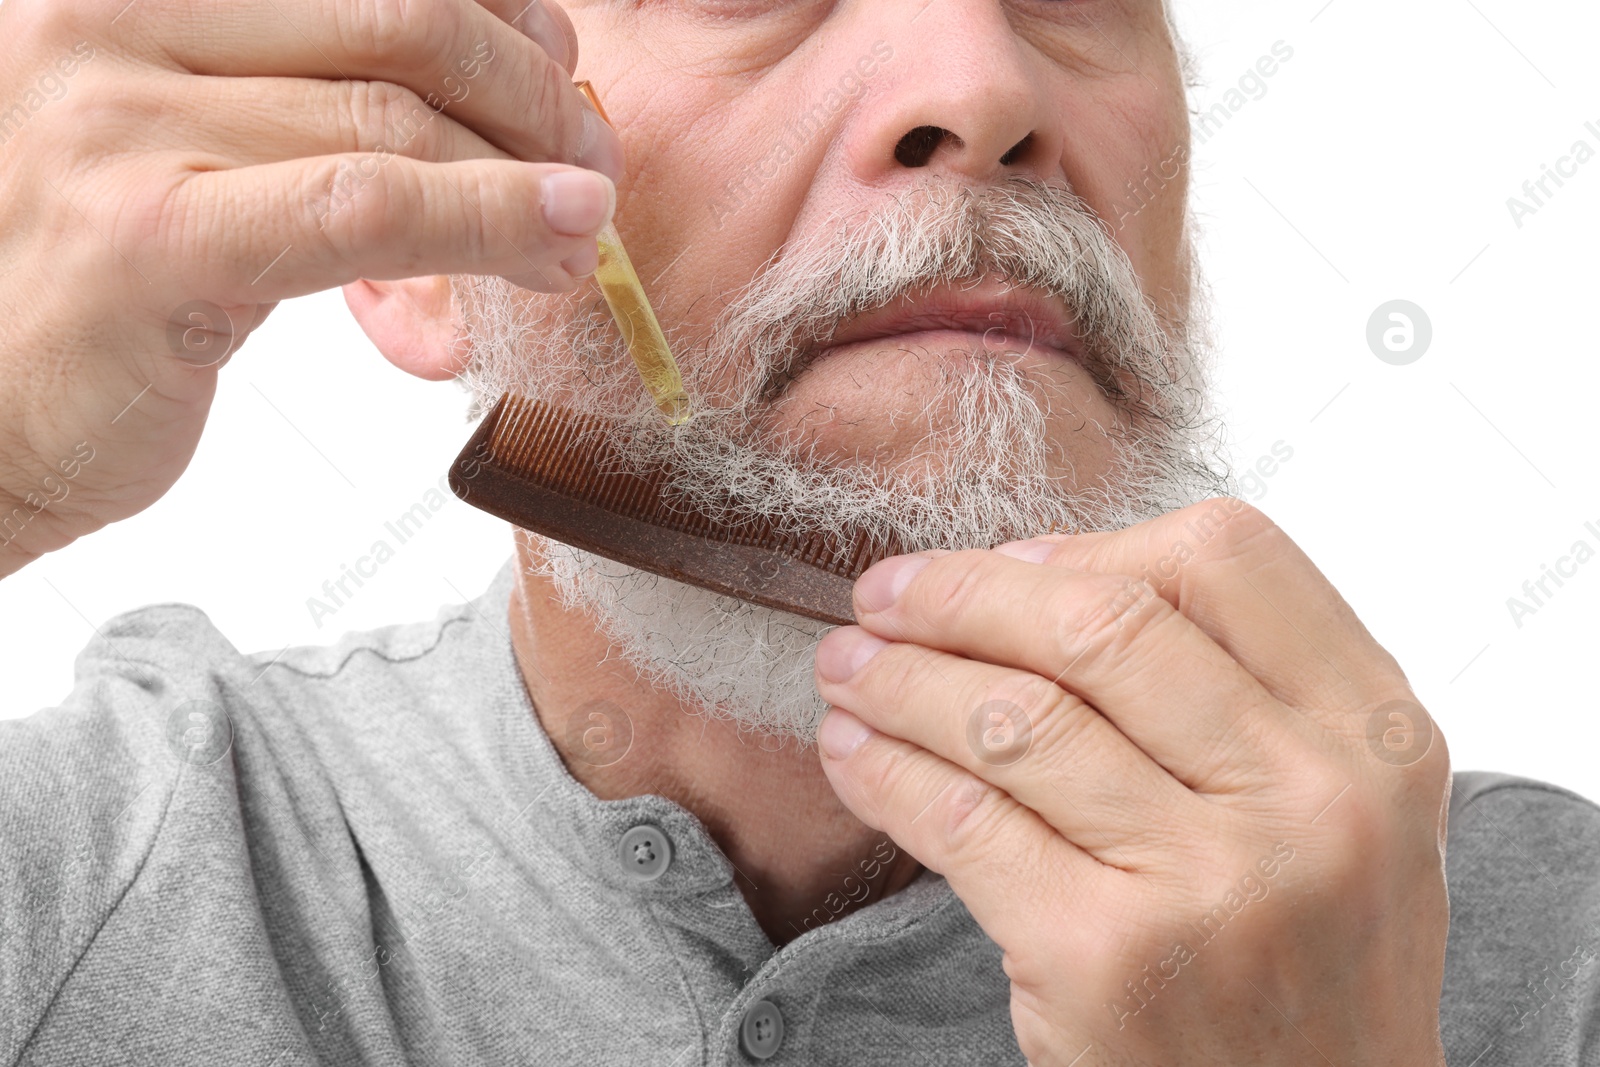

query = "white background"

[{"left": 5, "top": 0, "right": 1598, "bottom": 797}]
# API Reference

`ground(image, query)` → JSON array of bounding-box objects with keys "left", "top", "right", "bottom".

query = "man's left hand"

[{"left": 814, "top": 498, "right": 1451, "bottom": 1066}]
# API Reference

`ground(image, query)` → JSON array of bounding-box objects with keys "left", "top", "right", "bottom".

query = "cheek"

[
  {"left": 572, "top": 92, "right": 817, "bottom": 404},
  {"left": 1054, "top": 68, "right": 1191, "bottom": 305}
]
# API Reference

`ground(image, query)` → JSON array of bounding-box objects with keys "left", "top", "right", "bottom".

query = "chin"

[{"left": 759, "top": 340, "right": 1122, "bottom": 484}]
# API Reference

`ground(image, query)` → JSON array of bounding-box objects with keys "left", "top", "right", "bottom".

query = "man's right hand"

[{"left": 0, "top": 0, "right": 621, "bottom": 576}]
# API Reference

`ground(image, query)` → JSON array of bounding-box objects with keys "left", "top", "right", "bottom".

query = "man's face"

[{"left": 460, "top": 0, "right": 1227, "bottom": 740}]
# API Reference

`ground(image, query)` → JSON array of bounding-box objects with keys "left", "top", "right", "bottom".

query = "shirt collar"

[{"left": 469, "top": 554, "right": 967, "bottom": 940}]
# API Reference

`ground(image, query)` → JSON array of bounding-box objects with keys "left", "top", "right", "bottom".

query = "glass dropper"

[{"left": 573, "top": 80, "right": 691, "bottom": 426}]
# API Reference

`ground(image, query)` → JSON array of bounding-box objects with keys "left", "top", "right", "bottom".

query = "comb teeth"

[{"left": 448, "top": 394, "right": 902, "bottom": 625}]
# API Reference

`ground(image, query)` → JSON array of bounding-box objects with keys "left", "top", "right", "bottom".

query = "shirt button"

[
  {"left": 617, "top": 824, "right": 672, "bottom": 882},
  {"left": 739, "top": 999, "right": 784, "bottom": 1060}
]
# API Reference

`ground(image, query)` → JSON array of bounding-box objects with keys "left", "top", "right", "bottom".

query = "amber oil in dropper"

[{"left": 573, "top": 80, "right": 691, "bottom": 426}]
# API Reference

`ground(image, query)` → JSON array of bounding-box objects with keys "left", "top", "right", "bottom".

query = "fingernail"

[
  {"left": 815, "top": 628, "right": 889, "bottom": 684},
  {"left": 541, "top": 170, "right": 614, "bottom": 236},
  {"left": 576, "top": 109, "right": 626, "bottom": 184},
  {"left": 994, "top": 538, "right": 1058, "bottom": 564},
  {"left": 819, "top": 708, "right": 875, "bottom": 760},
  {"left": 854, "top": 555, "right": 931, "bottom": 614},
  {"left": 516, "top": 0, "right": 572, "bottom": 70}
]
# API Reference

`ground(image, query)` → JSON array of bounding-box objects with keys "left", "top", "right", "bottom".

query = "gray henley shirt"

[{"left": 3, "top": 557, "right": 1599, "bottom": 1066}]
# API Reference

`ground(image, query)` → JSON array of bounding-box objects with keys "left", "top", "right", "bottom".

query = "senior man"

[{"left": 3, "top": 0, "right": 1599, "bottom": 1064}]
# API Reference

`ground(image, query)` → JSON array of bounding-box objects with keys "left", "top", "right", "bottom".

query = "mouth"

[{"left": 762, "top": 278, "right": 1082, "bottom": 398}]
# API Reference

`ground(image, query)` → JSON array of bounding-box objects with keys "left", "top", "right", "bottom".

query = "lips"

[{"left": 772, "top": 279, "right": 1083, "bottom": 394}]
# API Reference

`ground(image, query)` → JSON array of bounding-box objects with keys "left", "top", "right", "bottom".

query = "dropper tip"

[{"left": 660, "top": 395, "right": 693, "bottom": 426}]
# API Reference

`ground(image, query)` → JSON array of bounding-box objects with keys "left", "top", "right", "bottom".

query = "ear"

[{"left": 342, "top": 276, "right": 469, "bottom": 382}]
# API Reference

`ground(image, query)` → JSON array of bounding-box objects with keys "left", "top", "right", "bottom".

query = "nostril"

[
  {"left": 999, "top": 133, "right": 1033, "bottom": 167},
  {"left": 894, "top": 125, "right": 958, "bottom": 168}
]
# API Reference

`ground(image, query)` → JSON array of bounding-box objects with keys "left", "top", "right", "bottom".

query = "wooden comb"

[{"left": 447, "top": 393, "right": 903, "bottom": 625}]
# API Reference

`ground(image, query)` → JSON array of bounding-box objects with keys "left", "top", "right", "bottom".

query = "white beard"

[{"left": 455, "top": 178, "right": 1230, "bottom": 744}]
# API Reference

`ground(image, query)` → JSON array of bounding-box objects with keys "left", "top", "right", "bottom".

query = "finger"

[
  {"left": 813, "top": 625, "right": 1205, "bottom": 860},
  {"left": 125, "top": 0, "right": 623, "bottom": 178},
  {"left": 130, "top": 0, "right": 579, "bottom": 80},
  {"left": 159, "top": 74, "right": 509, "bottom": 168},
  {"left": 817, "top": 707, "right": 1106, "bottom": 952},
  {"left": 850, "top": 550, "right": 1309, "bottom": 791},
  {"left": 495, "top": 0, "right": 580, "bottom": 74},
  {"left": 989, "top": 499, "right": 1407, "bottom": 715},
  {"left": 166, "top": 155, "right": 611, "bottom": 303}
]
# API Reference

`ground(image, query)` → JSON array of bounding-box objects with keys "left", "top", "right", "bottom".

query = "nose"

[
  {"left": 892, "top": 126, "right": 1037, "bottom": 170},
  {"left": 845, "top": 3, "right": 1063, "bottom": 186}
]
